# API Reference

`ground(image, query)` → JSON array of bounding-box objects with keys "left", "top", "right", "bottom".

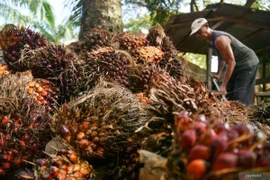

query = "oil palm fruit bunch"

[
  {"left": 160, "top": 54, "right": 184, "bottom": 80},
  {"left": 0, "top": 71, "right": 53, "bottom": 176},
  {"left": 146, "top": 24, "right": 166, "bottom": 47},
  {"left": 105, "top": 144, "right": 141, "bottom": 180},
  {"left": 0, "top": 63, "right": 10, "bottom": 78},
  {"left": 19, "top": 44, "right": 87, "bottom": 102},
  {"left": 51, "top": 80, "right": 151, "bottom": 160},
  {"left": 113, "top": 31, "right": 149, "bottom": 52},
  {"left": 85, "top": 49, "right": 130, "bottom": 87},
  {"left": 68, "top": 27, "right": 112, "bottom": 54},
  {"left": 17, "top": 147, "right": 95, "bottom": 180},
  {"left": 0, "top": 24, "right": 48, "bottom": 71},
  {"left": 26, "top": 79, "right": 60, "bottom": 111},
  {"left": 167, "top": 111, "right": 270, "bottom": 180},
  {"left": 127, "top": 64, "right": 155, "bottom": 93},
  {"left": 133, "top": 46, "right": 164, "bottom": 65}
]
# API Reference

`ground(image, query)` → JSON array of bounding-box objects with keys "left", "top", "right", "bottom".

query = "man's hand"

[
  {"left": 213, "top": 74, "right": 220, "bottom": 80},
  {"left": 220, "top": 84, "right": 227, "bottom": 95}
]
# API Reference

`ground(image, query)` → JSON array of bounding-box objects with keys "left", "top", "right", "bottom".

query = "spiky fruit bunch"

[
  {"left": 68, "top": 28, "right": 113, "bottom": 54},
  {"left": 133, "top": 46, "right": 164, "bottom": 65},
  {"left": 51, "top": 80, "right": 151, "bottom": 161},
  {"left": 127, "top": 64, "right": 155, "bottom": 93},
  {"left": 20, "top": 44, "right": 78, "bottom": 80},
  {"left": 160, "top": 54, "right": 184, "bottom": 80},
  {"left": 82, "top": 27, "right": 112, "bottom": 49},
  {"left": 85, "top": 49, "right": 130, "bottom": 87},
  {"left": 106, "top": 144, "right": 141, "bottom": 180},
  {"left": 0, "top": 24, "right": 48, "bottom": 71},
  {"left": 146, "top": 24, "right": 166, "bottom": 47},
  {"left": 19, "top": 44, "right": 88, "bottom": 102},
  {"left": 17, "top": 148, "right": 95, "bottom": 180},
  {"left": 167, "top": 111, "right": 269, "bottom": 180},
  {"left": 0, "top": 64, "right": 10, "bottom": 78},
  {"left": 114, "top": 31, "right": 149, "bottom": 51},
  {"left": 27, "top": 79, "right": 60, "bottom": 111},
  {"left": 0, "top": 71, "right": 54, "bottom": 176}
]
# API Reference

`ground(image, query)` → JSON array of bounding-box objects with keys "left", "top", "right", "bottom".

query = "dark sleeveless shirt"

[{"left": 208, "top": 30, "right": 259, "bottom": 71}]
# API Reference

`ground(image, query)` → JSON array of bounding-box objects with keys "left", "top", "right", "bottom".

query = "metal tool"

[{"left": 209, "top": 74, "right": 227, "bottom": 101}]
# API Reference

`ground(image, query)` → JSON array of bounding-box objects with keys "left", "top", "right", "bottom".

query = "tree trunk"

[
  {"left": 79, "top": 0, "right": 123, "bottom": 39},
  {"left": 244, "top": 0, "right": 256, "bottom": 7}
]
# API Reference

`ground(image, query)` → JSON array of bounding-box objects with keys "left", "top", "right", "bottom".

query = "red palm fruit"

[
  {"left": 73, "top": 171, "right": 83, "bottom": 178},
  {"left": 1, "top": 116, "right": 9, "bottom": 124},
  {"left": 73, "top": 164, "right": 81, "bottom": 172},
  {"left": 0, "top": 168, "right": 4, "bottom": 176},
  {"left": 174, "top": 111, "right": 190, "bottom": 131},
  {"left": 0, "top": 154, "right": 11, "bottom": 162},
  {"left": 189, "top": 145, "right": 211, "bottom": 160},
  {"left": 232, "top": 124, "right": 254, "bottom": 147},
  {"left": 60, "top": 125, "right": 71, "bottom": 142},
  {"left": 214, "top": 122, "right": 230, "bottom": 135},
  {"left": 237, "top": 150, "right": 257, "bottom": 168},
  {"left": 79, "top": 139, "right": 90, "bottom": 149},
  {"left": 199, "top": 129, "right": 217, "bottom": 146},
  {"left": 213, "top": 153, "right": 238, "bottom": 171},
  {"left": 76, "top": 132, "right": 85, "bottom": 140},
  {"left": 80, "top": 165, "right": 91, "bottom": 177},
  {"left": 195, "top": 114, "right": 206, "bottom": 123},
  {"left": 192, "top": 121, "right": 207, "bottom": 135},
  {"left": 1, "top": 162, "right": 11, "bottom": 170},
  {"left": 50, "top": 166, "right": 60, "bottom": 178},
  {"left": 255, "top": 155, "right": 270, "bottom": 167},
  {"left": 211, "top": 135, "right": 228, "bottom": 157},
  {"left": 79, "top": 121, "right": 90, "bottom": 132},
  {"left": 69, "top": 154, "right": 77, "bottom": 164},
  {"left": 186, "top": 159, "right": 208, "bottom": 180},
  {"left": 180, "top": 130, "right": 197, "bottom": 149},
  {"left": 57, "top": 172, "right": 67, "bottom": 180}
]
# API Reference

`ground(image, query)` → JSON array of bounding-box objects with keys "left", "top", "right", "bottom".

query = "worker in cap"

[{"left": 190, "top": 18, "right": 259, "bottom": 106}]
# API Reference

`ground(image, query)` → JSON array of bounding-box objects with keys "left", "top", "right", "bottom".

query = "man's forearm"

[
  {"left": 222, "top": 62, "right": 235, "bottom": 87},
  {"left": 217, "top": 60, "right": 226, "bottom": 77}
]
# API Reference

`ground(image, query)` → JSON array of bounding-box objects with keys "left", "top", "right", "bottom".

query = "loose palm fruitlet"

[
  {"left": 17, "top": 148, "right": 95, "bottom": 180},
  {"left": 0, "top": 24, "right": 48, "bottom": 71},
  {"left": 27, "top": 79, "right": 60, "bottom": 111},
  {"left": 167, "top": 111, "right": 270, "bottom": 180},
  {"left": 0, "top": 63, "right": 10, "bottom": 78}
]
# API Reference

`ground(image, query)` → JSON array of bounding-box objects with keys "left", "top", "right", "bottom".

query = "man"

[{"left": 190, "top": 18, "right": 259, "bottom": 106}]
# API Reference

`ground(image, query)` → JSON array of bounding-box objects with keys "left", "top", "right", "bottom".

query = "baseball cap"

[{"left": 190, "top": 18, "right": 208, "bottom": 36}]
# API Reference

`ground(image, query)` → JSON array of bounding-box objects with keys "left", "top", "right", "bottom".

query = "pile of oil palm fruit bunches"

[{"left": 0, "top": 24, "right": 269, "bottom": 180}]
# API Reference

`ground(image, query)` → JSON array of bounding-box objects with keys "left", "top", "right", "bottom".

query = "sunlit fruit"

[{"left": 186, "top": 159, "right": 208, "bottom": 180}]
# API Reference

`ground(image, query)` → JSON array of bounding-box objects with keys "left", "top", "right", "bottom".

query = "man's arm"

[
  {"left": 215, "top": 58, "right": 226, "bottom": 79},
  {"left": 215, "top": 35, "right": 236, "bottom": 94}
]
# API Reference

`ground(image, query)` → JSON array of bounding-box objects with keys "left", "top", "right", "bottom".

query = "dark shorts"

[{"left": 226, "top": 65, "right": 258, "bottom": 106}]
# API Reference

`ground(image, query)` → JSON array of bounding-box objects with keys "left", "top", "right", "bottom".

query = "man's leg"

[{"left": 230, "top": 66, "right": 257, "bottom": 106}]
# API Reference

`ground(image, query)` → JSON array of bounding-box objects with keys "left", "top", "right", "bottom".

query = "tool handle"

[{"left": 212, "top": 77, "right": 227, "bottom": 101}]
